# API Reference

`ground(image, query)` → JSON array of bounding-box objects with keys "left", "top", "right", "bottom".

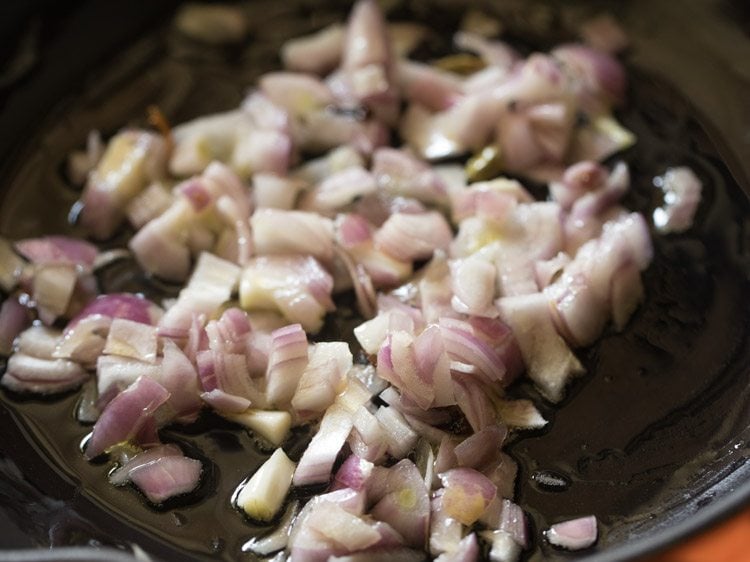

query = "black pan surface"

[{"left": 0, "top": 1, "right": 749, "bottom": 561}]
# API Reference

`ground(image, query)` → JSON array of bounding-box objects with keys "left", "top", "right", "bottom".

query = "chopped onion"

[
  {"left": 15, "top": 236, "right": 98, "bottom": 267},
  {"left": 103, "top": 318, "right": 158, "bottom": 363},
  {"left": 293, "top": 404, "right": 353, "bottom": 486},
  {"left": 545, "top": 515, "right": 598, "bottom": 550},
  {"left": 129, "top": 454, "right": 202, "bottom": 504},
  {"left": 252, "top": 209, "right": 335, "bottom": 262},
  {"left": 652, "top": 167, "right": 702, "bottom": 234},
  {"left": 236, "top": 448, "right": 296, "bottom": 521},
  {"left": 434, "top": 533, "right": 479, "bottom": 562},
  {"left": 85, "top": 376, "right": 170, "bottom": 459},
  {"left": 374, "top": 212, "right": 453, "bottom": 263},
  {"left": 282, "top": 23, "right": 344, "bottom": 75},
  {"left": 369, "top": 459, "right": 430, "bottom": 548},
  {"left": 109, "top": 443, "right": 182, "bottom": 485},
  {"left": 226, "top": 409, "right": 292, "bottom": 447},
  {"left": 265, "top": 323, "right": 309, "bottom": 407},
  {"left": 438, "top": 468, "right": 497, "bottom": 525},
  {"left": 2, "top": 353, "right": 89, "bottom": 394}
]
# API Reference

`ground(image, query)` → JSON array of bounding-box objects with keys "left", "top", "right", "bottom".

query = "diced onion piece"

[
  {"left": 370, "top": 459, "right": 430, "bottom": 548},
  {"left": 434, "top": 533, "right": 479, "bottom": 562},
  {"left": 265, "top": 323, "right": 309, "bottom": 406},
  {"left": 374, "top": 212, "right": 453, "bottom": 262},
  {"left": 252, "top": 209, "right": 335, "bottom": 261},
  {"left": 125, "top": 182, "right": 173, "bottom": 228},
  {"left": 79, "top": 130, "right": 167, "bottom": 239},
  {"left": 14, "top": 236, "right": 98, "bottom": 267},
  {"left": 85, "top": 376, "right": 170, "bottom": 459},
  {"left": 32, "top": 264, "right": 78, "bottom": 321},
  {"left": 546, "top": 515, "right": 598, "bottom": 550},
  {"left": 495, "top": 399, "right": 547, "bottom": 430},
  {"left": 103, "top": 318, "right": 158, "bottom": 363},
  {"left": 498, "top": 293, "right": 584, "bottom": 402},
  {"left": 236, "top": 448, "right": 296, "bottom": 521},
  {"left": 438, "top": 468, "right": 497, "bottom": 525},
  {"left": 281, "top": 23, "right": 345, "bottom": 75},
  {"left": 294, "top": 404, "right": 353, "bottom": 486},
  {"left": 160, "top": 252, "right": 241, "bottom": 334},
  {"left": 292, "top": 341, "right": 352, "bottom": 416},
  {"left": 227, "top": 409, "right": 292, "bottom": 447},
  {"left": 483, "top": 530, "right": 522, "bottom": 562},
  {"left": 2, "top": 353, "right": 89, "bottom": 394},
  {"left": 652, "top": 167, "right": 702, "bottom": 234},
  {"left": 240, "top": 255, "right": 334, "bottom": 334},
  {"left": 374, "top": 405, "right": 418, "bottom": 459}
]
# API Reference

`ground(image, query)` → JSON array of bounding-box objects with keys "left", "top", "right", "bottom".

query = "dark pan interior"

[{"left": 0, "top": 1, "right": 749, "bottom": 561}]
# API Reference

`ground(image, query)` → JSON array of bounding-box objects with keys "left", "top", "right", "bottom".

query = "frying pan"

[{"left": 0, "top": 0, "right": 749, "bottom": 561}]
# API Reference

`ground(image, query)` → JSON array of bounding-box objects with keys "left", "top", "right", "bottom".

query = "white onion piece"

[
  {"left": 15, "top": 325, "right": 60, "bottom": 359},
  {"left": 307, "top": 501, "right": 381, "bottom": 551},
  {"left": 294, "top": 404, "right": 353, "bottom": 486},
  {"left": 236, "top": 448, "right": 295, "bottom": 522},
  {"left": 15, "top": 236, "right": 98, "bottom": 267},
  {"left": 374, "top": 212, "right": 453, "bottom": 262},
  {"left": 369, "top": 459, "right": 430, "bottom": 548},
  {"left": 160, "top": 252, "right": 241, "bottom": 334},
  {"left": 434, "top": 533, "right": 479, "bottom": 562},
  {"left": 398, "top": 61, "right": 463, "bottom": 112},
  {"left": 79, "top": 130, "right": 167, "bottom": 239},
  {"left": 125, "top": 182, "right": 173, "bottom": 229},
  {"left": 292, "top": 341, "right": 352, "bottom": 417},
  {"left": 129, "top": 454, "right": 202, "bottom": 504},
  {"left": 2, "top": 353, "right": 89, "bottom": 395},
  {"left": 450, "top": 256, "right": 497, "bottom": 317},
  {"left": 85, "top": 376, "right": 170, "bottom": 459},
  {"left": 652, "top": 167, "right": 702, "bottom": 233},
  {"left": 299, "top": 166, "right": 377, "bottom": 214},
  {"left": 429, "top": 493, "right": 463, "bottom": 556},
  {"left": 349, "top": 406, "right": 389, "bottom": 463},
  {"left": 226, "top": 409, "right": 292, "bottom": 446},
  {"left": 252, "top": 209, "right": 335, "bottom": 262},
  {"left": 240, "top": 255, "right": 334, "bottom": 334},
  {"left": 260, "top": 72, "right": 334, "bottom": 117},
  {"left": 438, "top": 468, "right": 497, "bottom": 525},
  {"left": 484, "top": 530, "right": 522, "bottom": 562},
  {"left": 371, "top": 148, "right": 449, "bottom": 206},
  {"left": 495, "top": 399, "right": 547, "bottom": 430},
  {"left": 454, "top": 425, "right": 507, "bottom": 470},
  {"left": 200, "top": 389, "right": 250, "bottom": 413},
  {"left": 158, "top": 340, "right": 202, "bottom": 423},
  {"left": 375, "top": 405, "right": 418, "bottom": 459},
  {"left": 265, "top": 323, "right": 309, "bottom": 407},
  {"left": 109, "top": 443, "right": 182, "bottom": 485},
  {"left": 545, "top": 515, "right": 598, "bottom": 550},
  {"left": 498, "top": 293, "right": 584, "bottom": 402},
  {"left": 281, "top": 23, "right": 344, "bottom": 74},
  {"left": 252, "top": 173, "right": 306, "bottom": 211},
  {"left": 32, "top": 263, "right": 77, "bottom": 322},
  {"left": 103, "top": 318, "right": 158, "bottom": 364}
]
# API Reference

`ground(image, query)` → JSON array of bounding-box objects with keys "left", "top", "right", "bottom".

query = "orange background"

[{"left": 641, "top": 506, "right": 750, "bottom": 562}]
